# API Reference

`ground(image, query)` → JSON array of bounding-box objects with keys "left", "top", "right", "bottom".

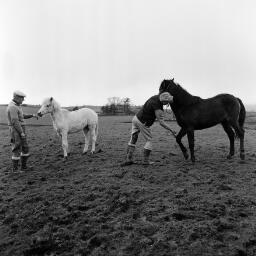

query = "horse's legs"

[
  {"left": 230, "top": 121, "right": 245, "bottom": 160},
  {"left": 176, "top": 128, "right": 189, "bottom": 160},
  {"left": 234, "top": 125, "right": 245, "bottom": 160},
  {"left": 89, "top": 124, "right": 97, "bottom": 154},
  {"left": 187, "top": 129, "right": 195, "bottom": 162},
  {"left": 61, "top": 132, "right": 69, "bottom": 159},
  {"left": 239, "top": 129, "right": 245, "bottom": 160},
  {"left": 82, "top": 126, "right": 90, "bottom": 154},
  {"left": 221, "top": 122, "right": 235, "bottom": 159}
]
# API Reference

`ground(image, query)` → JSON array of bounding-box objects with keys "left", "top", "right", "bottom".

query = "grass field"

[{"left": 1, "top": 106, "right": 256, "bottom": 255}]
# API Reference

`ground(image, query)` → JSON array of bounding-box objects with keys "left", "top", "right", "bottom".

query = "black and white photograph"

[{"left": 1, "top": 0, "right": 256, "bottom": 255}]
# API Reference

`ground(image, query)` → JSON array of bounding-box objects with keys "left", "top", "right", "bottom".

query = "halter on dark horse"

[{"left": 159, "top": 78, "right": 246, "bottom": 162}]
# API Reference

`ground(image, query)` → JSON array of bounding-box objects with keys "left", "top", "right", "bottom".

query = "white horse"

[{"left": 37, "top": 97, "right": 98, "bottom": 159}]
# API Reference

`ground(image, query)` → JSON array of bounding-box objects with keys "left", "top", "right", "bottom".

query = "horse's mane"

[
  {"left": 173, "top": 83, "right": 201, "bottom": 106},
  {"left": 160, "top": 79, "right": 202, "bottom": 107},
  {"left": 43, "top": 97, "right": 61, "bottom": 110}
]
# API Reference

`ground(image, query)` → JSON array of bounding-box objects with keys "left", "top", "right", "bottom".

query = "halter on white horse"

[{"left": 37, "top": 97, "right": 98, "bottom": 159}]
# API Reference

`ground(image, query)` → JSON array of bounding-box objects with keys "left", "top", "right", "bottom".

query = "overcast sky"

[{"left": 0, "top": 0, "right": 255, "bottom": 107}]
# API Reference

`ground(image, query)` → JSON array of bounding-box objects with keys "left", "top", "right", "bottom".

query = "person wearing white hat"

[
  {"left": 6, "top": 90, "right": 38, "bottom": 173},
  {"left": 121, "top": 91, "right": 176, "bottom": 166}
]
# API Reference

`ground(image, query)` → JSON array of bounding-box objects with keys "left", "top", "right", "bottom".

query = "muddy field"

[{"left": 1, "top": 110, "right": 256, "bottom": 256}]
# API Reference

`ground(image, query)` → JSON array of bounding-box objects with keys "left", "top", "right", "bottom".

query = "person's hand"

[
  {"left": 33, "top": 114, "right": 39, "bottom": 120},
  {"left": 21, "top": 132, "right": 26, "bottom": 139}
]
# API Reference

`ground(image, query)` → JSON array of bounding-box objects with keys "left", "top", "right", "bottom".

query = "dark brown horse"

[{"left": 159, "top": 78, "right": 246, "bottom": 162}]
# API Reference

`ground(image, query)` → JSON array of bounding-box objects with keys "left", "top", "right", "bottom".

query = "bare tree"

[
  {"left": 122, "top": 97, "right": 131, "bottom": 114},
  {"left": 107, "top": 97, "right": 122, "bottom": 106},
  {"left": 101, "top": 96, "right": 132, "bottom": 115}
]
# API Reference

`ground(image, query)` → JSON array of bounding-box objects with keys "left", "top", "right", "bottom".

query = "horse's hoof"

[
  {"left": 191, "top": 157, "right": 195, "bottom": 163},
  {"left": 184, "top": 153, "right": 189, "bottom": 160},
  {"left": 82, "top": 151, "right": 87, "bottom": 155},
  {"left": 120, "top": 161, "right": 134, "bottom": 167},
  {"left": 63, "top": 157, "right": 68, "bottom": 161},
  {"left": 142, "top": 161, "right": 154, "bottom": 166},
  {"left": 240, "top": 153, "right": 245, "bottom": 160},
  {"left": 226, "top": 154, "right": 233, "bottom": 159}
]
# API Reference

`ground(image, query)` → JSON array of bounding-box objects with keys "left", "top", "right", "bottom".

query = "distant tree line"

[{"left": 101, "top": 97, "right": 134, "bottom": 115}]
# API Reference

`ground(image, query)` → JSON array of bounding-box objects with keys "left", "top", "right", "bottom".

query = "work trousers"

[
  {"left": 9, "top": 126, "right": 29, "bottom": 160},
  {"left": 128, "top": 115, "right": 153, "bottom": 150}
]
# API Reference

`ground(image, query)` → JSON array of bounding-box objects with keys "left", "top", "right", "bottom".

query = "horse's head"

[
  {"left": 160, "top": 78, "right": 199, "bottom": 107},
  {"left": 37, "top": 97, "right": 55, "bottom": 117},
  {"left": 159, "top": 78, "right": 176, "bottom": 95}
]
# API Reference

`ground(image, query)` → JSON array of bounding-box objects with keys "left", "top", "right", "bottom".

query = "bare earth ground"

[{"left": 1, "top": 114, "right": 256, "bottom": 256}]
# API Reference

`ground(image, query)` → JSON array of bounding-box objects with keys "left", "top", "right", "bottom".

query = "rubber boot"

[
  {"left": 21, "top": 155, "right": 32, "bottom": 171},
  {"left": 121, "top": 145, "right": 135, "bottom": 166},
  {"left": 143, "top": 149, "right": 154, "bottom": 165},
  {"left": 11, "top": 159, "right": 20, "bottom": 173}
]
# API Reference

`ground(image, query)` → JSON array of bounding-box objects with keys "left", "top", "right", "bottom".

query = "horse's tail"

[
  {"left": 95, "top": 122, "right": 99, "bottom": 139},
  {"left": 95, "top": 122, "right": 104, "bottom": 153},
  {"left": 237, "top": 97, "right": 246, "bottom": 129},
  {"left": 232, "top": 97, "right": 246, "bottom": 139}
]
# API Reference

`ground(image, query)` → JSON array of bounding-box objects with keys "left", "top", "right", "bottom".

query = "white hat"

[
  {"left": 13, "top": 90, "right": 26, "bottom": 97},
  {"left": 159, "top": 92, "right": 173, "bottom": 102}
]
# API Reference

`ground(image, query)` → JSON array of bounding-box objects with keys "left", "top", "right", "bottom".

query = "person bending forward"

[{"left": 121, "top": 92, "right": 175, "bottom": 166}]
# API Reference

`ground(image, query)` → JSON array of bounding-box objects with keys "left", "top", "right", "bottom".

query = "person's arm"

[
  {"left": 155, "top": 109, "right": 176, "bottom": 136},
  {"left": 23, "top": 113, "right": 38, "bottom": 119}
]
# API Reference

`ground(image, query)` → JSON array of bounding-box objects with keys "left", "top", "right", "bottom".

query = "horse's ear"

[
  {"left": 50, "top": 97, "right": 53, "bottom": 102},
  {"left": 171, "top": 78, "right": 174, "bottom": 81}
]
